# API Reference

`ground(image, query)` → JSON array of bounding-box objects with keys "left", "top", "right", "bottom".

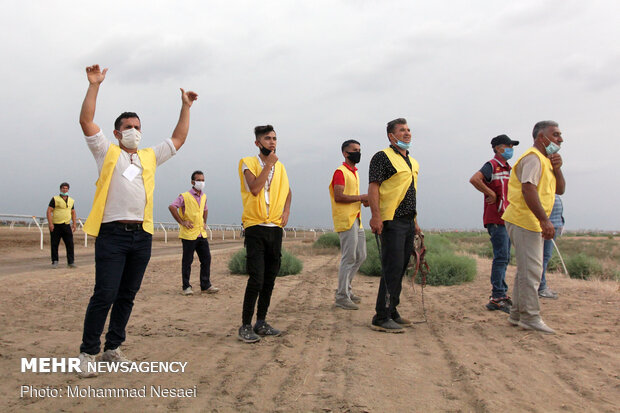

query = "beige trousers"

[{"left": 506, "top": 222, "right": 544, "bottom": 323}]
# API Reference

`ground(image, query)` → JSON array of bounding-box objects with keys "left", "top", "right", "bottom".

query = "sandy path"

[{"left": 0, "top": 233, "right": 618, "bottom": 412}]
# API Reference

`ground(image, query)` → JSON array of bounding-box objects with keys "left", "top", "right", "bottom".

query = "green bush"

[
  {"left": 423, "top": 234, "right": 454, "bottom": 254},
  {"left": 359, "top": 238, "right": 381, "bottom": 276},
  {"left": 228, "top": 248, "right": 303, "bottom": 276},
  {"left": 546, "top": 253, "right": 563, "bottom": 273},
  {"left": 419, "top": 252, "right": 476, "bottom": 286},
  {"left": 313, "top": 232, "right": 340, "bottom": 249},
  {"left": 565, "top": 253, "right": 602, "bottom": 280},
  {"left": 359, "top": 233, "right": 477, "bottom": 286}
]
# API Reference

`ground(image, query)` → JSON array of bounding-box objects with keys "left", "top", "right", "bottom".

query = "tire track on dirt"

[
  {"left": 401, "top": 282, "right": 491, "bottom": 413},
  {"left": 269, "top": 254, "right": 342, "bottom": 411},
  {"left": 206, "top": 254, "right": 339, "bottom": 412}
]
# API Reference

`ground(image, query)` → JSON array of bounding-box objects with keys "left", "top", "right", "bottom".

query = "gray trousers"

[
  {"left": 336, "top": 218, "right": 367, "bottom": 301},
  {"left": 506, "top": 222, "right": 544, "bottom": 323}
]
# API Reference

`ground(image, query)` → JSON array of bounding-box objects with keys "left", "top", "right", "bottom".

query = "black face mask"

[
  {"left": 260, "top": 145, "right": 272, "bottom": 156},
  {"left": 346, "top": 151, "right": 361, "bottom": 164}
]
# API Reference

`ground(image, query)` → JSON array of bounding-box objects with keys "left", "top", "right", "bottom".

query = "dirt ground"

[{"left": 0, "top": 227, "right": 618, "bottom": 412}]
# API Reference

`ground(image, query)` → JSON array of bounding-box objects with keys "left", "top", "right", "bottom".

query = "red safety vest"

[{"left": 483, "top": 154, "right": 511, "bottom": 226}]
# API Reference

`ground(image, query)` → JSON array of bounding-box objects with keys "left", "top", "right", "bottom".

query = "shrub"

[
  {"left": 565, "top": 253, "right": 602, "bottom": 280},
  {"left": 313, "top": 232, "right": 340, "bottom": 249},
  {"left": 546, "top": 253, "right": 563, "bottom": 273},
  {"left": 359, "top": 238, "right": 381, "bottom": 276},
  {"left": 228, "top": 248, "right": 303, "bottom": 276},
  {"left": 423, "top": 234, "right": 454, "bottom": 254},
  {"left": 359, "top": 233, "right": 477, "bottom": 286},
  {"left": 418, "top": 252, "right": 476, "bottom": 286},
  {"left": 473, "top": 243, "right": 494, "bottom": 259}
]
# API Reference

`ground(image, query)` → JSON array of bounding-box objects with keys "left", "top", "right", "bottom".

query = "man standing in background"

[
  {"left": 539, "top": 195, "right": 564, "bottom": 299},
  {"left": 329, "top": 139, "right": 369, "bottom": 310},
  {"left": 47, "top": 182, "right": 77, "bottom": 269},
  {"left": 168, "top": 170, "right": 219, "bottom": 296},
  {"left": 469, "top": 135, "right": 519, "bottom": 313}
]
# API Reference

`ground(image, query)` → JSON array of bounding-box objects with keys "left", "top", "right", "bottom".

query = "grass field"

[{"left": 442, "top": 231, "right": 620, "bottom": 281}]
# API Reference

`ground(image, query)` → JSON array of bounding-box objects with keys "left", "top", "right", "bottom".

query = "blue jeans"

[
  {"left": 487, "top": 224, "right": 510, "bottom": 298},
  {"left": 540, "top": 232, "right": 558, "bottom": 291},
  {"left": 80, "top": 223, "right": 152, "bottom": 355}
]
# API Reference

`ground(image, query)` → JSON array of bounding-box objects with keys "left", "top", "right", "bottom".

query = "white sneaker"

[
  {"left": 204, "top": 286, "right": 219, "bottom": 294},
  {"left": 182, "top": 287, "right": 194, "bottom": 296},
  {"left": 518, "top": 319, "right": 555, "bottom": 334},
  {"left": 101, "top": 348, "right": 132, "bottom": 363},
  {"left": 78, "top": 352, "right": 98, "bottom": 378},
  {"left": 538, "top": 288, "right": 559, "bottom": 299}
]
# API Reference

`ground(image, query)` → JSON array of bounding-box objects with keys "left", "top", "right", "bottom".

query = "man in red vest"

[{"left": 470, "top": 135, "right": 519, "bottom": 313}]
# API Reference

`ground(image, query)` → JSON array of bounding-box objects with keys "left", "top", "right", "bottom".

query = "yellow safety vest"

[
  {"left": 52, "top": 195, "right": 74, "bottom": 224},
  {"left": 379, "top": 147, "right": 419, "bottom": 222},
  {"left": 329, "top": 165, "right": 362, "bottom": 232},
  {"left": 238, "top": 156, "right": 290, "bottom": 228},
  {"left": 178, "top": 191, "right": 208, "bottom": 240},
  {"left": 83, "top": 144, "right": 156, "bottom": 236},
  {"left": 502, "top": 147, "right": 556, "bottom": 232}
]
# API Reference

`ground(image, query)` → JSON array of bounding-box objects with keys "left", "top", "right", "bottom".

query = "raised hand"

[
  {"left": 265, "top": 151, "right": 279, "bottom": 166},
  {"left": 180, "top": 88, "right": 198, "bottom": 107},
  {"left": 549, "top": 153, "right": 562, "bottom": 170},
  {"left": 85, "top": 64, "right": 108, "bottom": 85}
]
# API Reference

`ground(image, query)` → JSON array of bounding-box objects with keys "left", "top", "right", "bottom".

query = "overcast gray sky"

[{"left": 0, "top": 0, "right": 618, "bottom": 231}]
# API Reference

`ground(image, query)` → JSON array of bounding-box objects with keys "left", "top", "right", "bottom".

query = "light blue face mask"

[
  {"left": 393, "top": 136, "right": 411, "bottom": 150},
  {"left": 544, "top": 136, "right": 560, "bottom": 155},
  {"left": 500, "top": 147, "right": 513, "bottom": 160},
  {"left": 60, "top": 192, "right": 69, "bottom": 196}
]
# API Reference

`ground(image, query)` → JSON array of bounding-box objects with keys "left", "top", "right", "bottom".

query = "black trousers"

[
  {"left": 80, "top": 223, "right": 152, "bottom": 355},
  {"left": 374, "top": 217, "right": 415, "bottom": 322},
  {"left": 50, "top": 223, "right": 74, "bottom": 264},
  {"left": 242, "top": 225, "right": 282, "bottom": 325},
  {"left": 181, "top": 237, "right": 212, "bottom": 290}
]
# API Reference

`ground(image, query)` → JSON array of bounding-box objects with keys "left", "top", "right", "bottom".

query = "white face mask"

[
  {"left": 120, "top": 128, "right": 142, "bottom": 149},
  {"left": 193, "top": 181, "right": 205, "bottom": 191}
]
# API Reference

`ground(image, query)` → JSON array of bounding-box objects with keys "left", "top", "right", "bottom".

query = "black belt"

[{"left": 104, "top": 222, "right": 143, "bottom": 231}]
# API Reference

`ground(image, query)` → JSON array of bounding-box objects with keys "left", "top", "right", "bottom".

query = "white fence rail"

[{"left": 0, "top": 214, "right": 334, "bottom": 250}]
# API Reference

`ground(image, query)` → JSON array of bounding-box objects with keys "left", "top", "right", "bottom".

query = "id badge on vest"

[{"left": 122, "top": 164, "right": 141, "bottom": 182}]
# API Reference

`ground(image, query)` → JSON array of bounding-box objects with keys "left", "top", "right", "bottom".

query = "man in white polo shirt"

[{"left": 77, "top": 64, "right": 198, "bottom": 377}]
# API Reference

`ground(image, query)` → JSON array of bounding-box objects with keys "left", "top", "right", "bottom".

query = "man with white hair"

[{"left": 502, "top": 120, "right": 565, "bottom": 334}]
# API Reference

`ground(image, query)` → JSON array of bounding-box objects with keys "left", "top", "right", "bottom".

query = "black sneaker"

[
  {"left": 238, "top": 324, "right": 260, "bottom": 343},
  {"left": 486, "top": 297, "right": 512, "bottom": 314},
  {"left": 392, "top": 316, "right": 413, "bottom": 326},
  {"left": 370, "top": 318, "right": 404, "bottom": 333},
  {"left": 253, "top": 321, "right": 281, "bottom": 337}
]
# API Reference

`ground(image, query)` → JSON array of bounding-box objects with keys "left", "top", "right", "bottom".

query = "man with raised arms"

[{"left": 77, "top": 64, "right": 197, "bottom": 376}]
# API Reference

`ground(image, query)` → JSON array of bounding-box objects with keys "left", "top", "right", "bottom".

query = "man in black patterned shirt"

[{"left": 368, "top": 118, "right": 421, "bottom": 333}]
